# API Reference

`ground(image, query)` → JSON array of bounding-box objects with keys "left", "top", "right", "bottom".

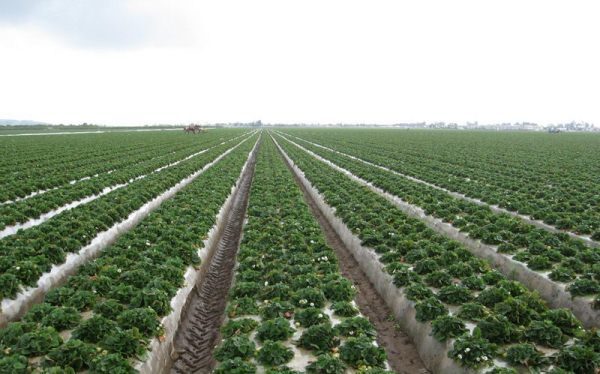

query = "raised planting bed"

[
  {"left": 212, "top": 137, "right": 393, "bottom": 374},
  {"left": 0, "top": 130, "right": 251, "bottom": 232},
  {"left": 279, "top": 129, "right": 600, "bottom": 240},
  {"left": 277, "top": 133, "right": 600, "bottom": 327},
  {"left": 0, "top": 137, "right": 259, "bottom": 373},
  {"left": 0, "top": 134, "right": 256, "bottom": 314},
  {"left": 280, "top": 131, "right": 599, "bottom": 248},
  {"left": 275, "top": 134, "right": 600, "bottom": 374}
]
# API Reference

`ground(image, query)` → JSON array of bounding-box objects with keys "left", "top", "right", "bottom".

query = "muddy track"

[
  {"left": 169, "top": 145, "right": 258, "bottom": 374},
  {"left": 278, "top": 143, "right": 429, "bottom": 374}
]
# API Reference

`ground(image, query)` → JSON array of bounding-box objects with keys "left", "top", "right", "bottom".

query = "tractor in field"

[{"left": 183, "top": 124, "right": 205, "bottom": 134}]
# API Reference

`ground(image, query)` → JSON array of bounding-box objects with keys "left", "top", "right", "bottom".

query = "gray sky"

[{"left": 0, "top": 0, "right": 599, "bottom": 126}]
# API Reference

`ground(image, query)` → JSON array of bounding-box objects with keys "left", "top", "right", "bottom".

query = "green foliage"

[
  {"left": 44, "top": 339, "right": 96, "bottom": 371},
  {"left": 221, "top": 318, "right": 259, "bottom": 338},
  {"left": 437, "top": 285, "right": 472, "bottom": 305},
  {"left": 214, "top": 357, "right": 257, "bottom": 374},
  {"left": 322, "top": 278, "right": 356, "bottom": 302},
  {"left": 256, "top": 341, "right": 294, "bottom": 366},
  {"left": 256, "top": 318, "right": 295, "bottom": 342},
  {"left": 41, "top": 306, "right": 81, "bottom": 331},
  {"left": 214, "top": 336, "right": 256, "bottom": 361},
  {"left": 476, "top": 286, "right": 510, "bottom": 307},
  {"left": 415, "top": 297, "right": 448, "bottom": 322},
  {"left": 116, "top": 307, "right": 159, "bottom": 336},
  {"left": 99, "top": 328, "right": 147, "bottom": 358},
  {"left": 339, "top": 337, "right": 386, "bottom": 369},
  {"left": 449, "top": 335, "right": 496, "bottom": 369},
  {"left": 493, "top": 297, "right": 538, "bottom": 326},
  {"left": 15, "top": 326, "right": 62, "bottom": 356},
  {"left": 293, "top": 288, "right": 326, "bottom": 308},
  {"left": 431, "top": 315, "right": 467, "bottom": 342},
  {"left": 0, "top": 274, "right": 21, "bottom": 300},
  {"left": 23, "top": 303, "right": 55, "bottom": 323},
  {"left": 505, "top": 343, "right": 546, "bottom": 368},
  {"left": 305, "top": 354, "right": 345, "bottom": 374},
  {"left": 227, "top": 297, "right": 259, "bottom": 318},
  {"left": 331, "top": 302, "right": 358, "bottom": 317},
  {"left": 568, "top": 279, "right": 600, "bottom": 297},
  {"left": 298, "top": 324, "right": 340, "bottom": 353},
  {"left": 476, "top": 315, "right": 521, "bottom": 344},
  {"left": 333, "top": 317, "right": 376, "bottom": 339},
  {"left": 524, "top": 320, "right": 565, "bottom": 348},
  {"left": 0, "top": 322, "right": 37, "bottom": 347},
  {"left": 457, "top": 302, "right": 489, "bottom": 321},
  {"left": 72, "top": 316, "right": 119, "bottom": 344},
  {"left": 89, "top": 353, "right": 136, "bottom": 374},
  {"left": 555, "top": 344, "right": 600, "bottom": 374},
  {"left": 404, "top": 283, "right": 434, "bottom": 301},
  {"left": 424, "top": 271, "right": 453, "bottom": 288},
  {"left": 543, "top": 308, "right": 583, "bottom": 335},
  {"left": 93, "top": 299, "right": 126, "bottom": 320},
  {"left": 295, "top": 307, "right": 330, "bottom": 328},
  {"left": 0, "top": 355, "right": 28, "bottom": 374}
]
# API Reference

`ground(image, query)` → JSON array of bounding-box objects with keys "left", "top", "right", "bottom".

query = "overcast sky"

[{"left": 0, "top": 0, "right": 599, "bottom": 126}]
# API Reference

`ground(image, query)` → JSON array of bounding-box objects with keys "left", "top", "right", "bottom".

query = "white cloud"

[
  {"left": 0, "top": 0, "right": 196, "bottom": 48},
  {"left": 0, "top": 0, "right": 599, "bottom": 125}
]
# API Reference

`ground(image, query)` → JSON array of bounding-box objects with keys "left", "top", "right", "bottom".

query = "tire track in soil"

[
  {"left": 169, "top": 144, "right": 258, "bottom": 374},
  {"left": 280, "top": 145, "right": 429, "bottom": 374}
]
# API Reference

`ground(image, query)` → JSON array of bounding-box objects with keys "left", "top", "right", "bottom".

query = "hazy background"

[{"left": 0, "top": 0, "right": 598, "bottom": 126}]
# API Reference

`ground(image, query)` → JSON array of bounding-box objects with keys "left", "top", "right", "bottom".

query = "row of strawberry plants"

[
  {"left": 213, "top": 137, "right": 391, "bottom": 374},
  {"left": 282, "top": 134, "right": 600, "bottom": 304},
  {"left": 0, "top": 132, "right": 165, "bottom": 174},
  {"left": 0, "top": 131, "right": 249, "bottom": 230},
  {"left": 0, "top": 135, "right": 217, "bottom": 203},
  {"left": 0, "top": 134, "right": 256, "bottom": 301},
  {"left": 0, "top": 130, "right": 247, "bottom": 201},
  {"left": 0, "top": 135, "right": 258, "bottom": 373},
  {"left": 278, "top": 132, "right": 598, "bottom": 249},
  {"left": 276, "top": 134, "right": 600, "bottom": 374},
  {"left": 0, "top": 129, "right": 219, "bottom": 174},
  {"left": 282, "top": 129, "right": 600, "bottom": 239}
]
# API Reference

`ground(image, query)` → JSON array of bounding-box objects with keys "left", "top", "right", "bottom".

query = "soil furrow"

[{"left": 169, "top": 145, "right": 258, "bottom": 374}]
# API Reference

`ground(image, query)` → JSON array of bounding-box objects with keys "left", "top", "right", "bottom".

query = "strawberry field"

[{"left": 0, "top": 129, "right": 598, "bottom": 373}]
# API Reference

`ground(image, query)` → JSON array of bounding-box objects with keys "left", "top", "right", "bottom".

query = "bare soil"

[{"left": 169, "top": 146, "right": 258, "bottom": 374}]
